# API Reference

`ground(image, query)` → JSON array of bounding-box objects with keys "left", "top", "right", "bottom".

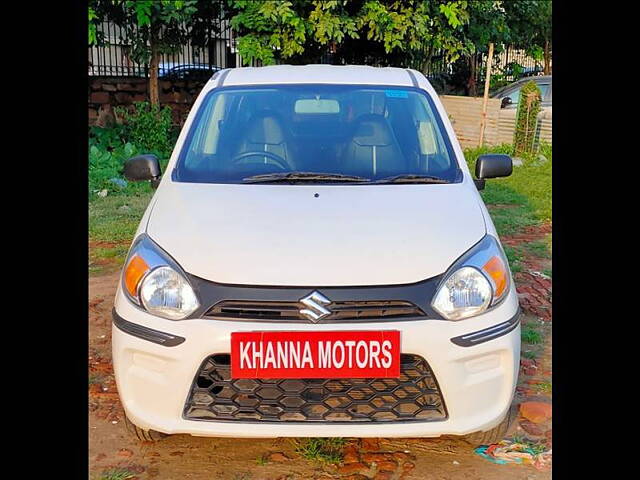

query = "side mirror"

[
  {"left": 475, "top": 154, "right": 513, "bottom": 180},
  {"left": 124, "top": 154, "right": 161, "bottom": 186},
  {"left": 501, "top": 97, "right": 512, "bottom": 108}
]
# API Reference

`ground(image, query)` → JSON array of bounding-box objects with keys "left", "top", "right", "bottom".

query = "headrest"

[
  {"left": 351, "top": 114, "right": 394, "bottom": 147},
  {"left": 246, "top": 112, "right": 285, "bottom": 145}
]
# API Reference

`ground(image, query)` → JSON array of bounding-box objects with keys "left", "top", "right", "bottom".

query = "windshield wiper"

[
  {"left": 374, "top": 174, "right": 450, "bottom": 184},
  {"left": 242, "top": 172, "right": 371, "bottom": 184}
]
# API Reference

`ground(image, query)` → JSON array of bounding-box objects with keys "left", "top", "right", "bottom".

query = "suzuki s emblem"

[{"left": 299, "top": 291, "right": 331, "bottom": 322}]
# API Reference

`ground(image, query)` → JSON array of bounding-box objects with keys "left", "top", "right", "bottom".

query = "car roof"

[
  {"left": 491, "top": 75, "right": 552, "bottom": 97},
  {"left": 526, "top": 75, "right": 551, "bottom": 82},
  {"left": 221, "top": 65, "right": 418, "bottom": 87},
  {"left": 509, "top": 75, "right": 552, "bottom": 86}
]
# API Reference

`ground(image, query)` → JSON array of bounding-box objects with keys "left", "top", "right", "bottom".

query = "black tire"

[
  {"left": 124, "top": 414, "right": 168, "bottom": 442},
  {"left": 464, "top": 405, "right": 516, "bottom": 446}
]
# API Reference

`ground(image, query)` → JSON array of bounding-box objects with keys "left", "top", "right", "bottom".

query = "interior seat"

[
  {"left": 340, "top": 114, "right": 405, "bottom": 177},
  {"left": 234, "top": 112, "right": 295, "bottom": 169}
]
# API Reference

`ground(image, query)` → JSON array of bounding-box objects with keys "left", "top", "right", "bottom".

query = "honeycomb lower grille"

[{"left": 183, "top": 354, "right": 447, "bottom": 423}]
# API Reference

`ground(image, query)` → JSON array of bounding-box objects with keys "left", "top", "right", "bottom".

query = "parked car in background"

[
  {"left": 491, "top": 75, "right": 552, "bottom": 110},
  {"left": 520, "top": 65, "right": 544, "bottom": 77},
  {"left": 159, "top": 63, "right": 222, "bottom": 81}
]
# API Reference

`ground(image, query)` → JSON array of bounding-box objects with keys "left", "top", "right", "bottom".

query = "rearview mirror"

[
  {"left": 124, "top": 154, "right": 161, "bottom": 186},
  {"left": 475, "top": 154, "right": 513, "bottom": 180},
  {"left": 501, "top": 97, "right": 512, "bottom": 108}
]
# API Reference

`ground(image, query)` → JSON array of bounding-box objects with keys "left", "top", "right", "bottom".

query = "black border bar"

[
  {"left": 450, "top": 308, "right": 521, "bottom": 347},
  {"left": 112, "top": 309, "right": 186, "bottom": 347}
]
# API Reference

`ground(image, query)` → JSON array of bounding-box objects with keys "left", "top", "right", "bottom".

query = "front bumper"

[{"left": 112, "top": 285, "right": 520, "bottom": 438}]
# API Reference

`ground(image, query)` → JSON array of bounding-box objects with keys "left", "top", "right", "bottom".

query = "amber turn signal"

[
  {"left": 482, "top": 255, "right": 508, "bottom": 299},
  {"left": 124, "top": 254, "right": 150, "bottom": 298}
]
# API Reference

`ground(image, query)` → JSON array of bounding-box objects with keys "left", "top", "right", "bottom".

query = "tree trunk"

[
  {"left": 467, "top": 54, "right": 477, "bottom": 97},
  {"left": 478, "top": 43, "right": 494, "bottom": 147},
  {"left": 149, "top": 34, "right": 160, "bottom": 106},
  {"left": 543, "top": 39, "right": 551, "bottom": 75}
]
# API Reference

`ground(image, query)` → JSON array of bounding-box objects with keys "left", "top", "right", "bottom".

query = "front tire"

[
  {"left": 124, "top": 414, "right": 167, "bottom": 442},
  {"left": 464, "top": 405, "right": 516, "bottom": 445}
]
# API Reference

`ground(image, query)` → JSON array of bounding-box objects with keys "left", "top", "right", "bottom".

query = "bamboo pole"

[{"left": 478, "top": 42, "right": 494, "bottom": 147}]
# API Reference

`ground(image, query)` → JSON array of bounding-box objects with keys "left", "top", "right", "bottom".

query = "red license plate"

[{"left": 231, "top": 331, "right": 401, "bottom": 379}]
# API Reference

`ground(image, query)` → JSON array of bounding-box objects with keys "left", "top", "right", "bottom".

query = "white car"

[{"left": 113, "top": 65, "right": 520, "bottom": 442}]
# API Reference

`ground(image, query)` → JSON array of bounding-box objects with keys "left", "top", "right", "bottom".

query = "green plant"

[
  {"left": 90, "top": 123, "right": 126, "bottom": 148},
  {"left": 255, "top": 454, "right": 268, "bottom": 465},
  {"left": 535, "top": 381, "right": 552, "bottom": 394},
  {"left": 522, "top": 350, "right": 537, "bottom": 360},
  {"left": 521, "top": 326, "right": 543, "bottom": 344},
  {"left": 89, "top": 139, "right": 140, "bottom": 195},
  {"left": 513, "top": 81, "right": 542, "bottom": 156},
  {"left": 542, "top": 268, "right": 552, "bottom": 278},
  {"left": 293, "top": 437, "right": 346, "bottom": 464},
  {"left": 116, "top": 101, "right": 175, "bottom": 159},
  {"left": 98, "top": 469, "right": 135, "bottom": 480}
]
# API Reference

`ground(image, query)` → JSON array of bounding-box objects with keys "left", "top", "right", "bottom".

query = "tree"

[
  {"left": 227, "top": 0, "right": 470, "bottom": 67},
  {"left": 503, "top": 0, "right": 552, "bottom": 74},
  {"left": 89, "top": 0, "right": 197, "bottom": 106},
  {"left": 455, "top": 0, "right": 510, "bottom": 96}
]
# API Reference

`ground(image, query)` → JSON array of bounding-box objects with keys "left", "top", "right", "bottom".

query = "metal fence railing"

[
  {"left": 89, "top": 15, "right": 236, "bottom": 77},
  {"left": 89, "top": 15, "right": 548, "bottom": 88}
]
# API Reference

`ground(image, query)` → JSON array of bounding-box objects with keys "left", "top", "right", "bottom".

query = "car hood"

[{"left": 146, "top": 182, "right": 486, "bottom": 286}]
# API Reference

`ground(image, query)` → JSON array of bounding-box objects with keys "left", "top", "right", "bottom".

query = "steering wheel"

[{"left": 231, "top": 151, "right": 289, "bottom": 170}]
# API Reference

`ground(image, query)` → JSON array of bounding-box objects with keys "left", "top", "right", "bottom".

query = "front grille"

[
  {"left": 183, "top": 354, "right": 447, "bottom": 423},
  {"left": 203, "top": 300, "right": 425, "bottom": 323}
]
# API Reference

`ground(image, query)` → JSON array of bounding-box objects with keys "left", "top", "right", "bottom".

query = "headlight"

[
  {"left": 432, "top": 235, "right": 511, "bottom": 320},
  {"left": 122, "top": 235, "right": 200, "bottom": 320},
  {"left": 139, "top": 266, "right": 199, "bottom": 320}
]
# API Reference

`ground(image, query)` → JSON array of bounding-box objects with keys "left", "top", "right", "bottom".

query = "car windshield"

[{"left": 175, "top": 84, "right": 459, "bottom": 184}]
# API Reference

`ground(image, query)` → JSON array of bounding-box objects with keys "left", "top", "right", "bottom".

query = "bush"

[
  {"left": 513, "top": 81, "right": 542, "bottom": 156},
  {"left": 115, "top": 101, "right": 176, "bottom": 159},
  {"left": 89, "top": 131, "right": 143, "bottom": 196},
  {"left": 89, "top": 102, "right": 178, "bottom": 199}
]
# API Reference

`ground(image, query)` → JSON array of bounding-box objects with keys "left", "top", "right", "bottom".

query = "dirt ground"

[{"left": 89, "top": 225, "right": 552, "bottom": 480}]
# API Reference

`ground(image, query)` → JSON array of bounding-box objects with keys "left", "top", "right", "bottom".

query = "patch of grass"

[
  {"left": 503, "top": 245, "right": 523, "bottom": 273},
  {"left": 534, "top": 381, "right": 552, "bottom": 394},
  {"left": 255, "top": 454, "right": 268, "bottom": 466},
  {"left": 542, "top": 268, "right": 552, "bottom": 278},
  {"left": 522, "top": 350, "right": 537, "bottom": 360},
  {"left": 98, "top": 469, "right": 135, "bottom": 480},
  {"left": 487, "top": 205, "right": 539, "bottom": 236},
  {"left": 293, "top": 438, "right": 346, "bottom": 464},
  {"left": 464, "top": 143, "right": 551, "bottom": 236},
  {"left": 523, "top": 240, "right": 551, "bottom": 259},
  {"left": 89, "top": 193, "right": 153, "bottom": 244},
  {"left": 89, "top": 245, "right": 130, "bottom": 267},
  {"left": 521, "top": 325, "right": 543, "bottom": 344},
  {"left": 89, "top": 192, "right": 153, "bottom": 272}
]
